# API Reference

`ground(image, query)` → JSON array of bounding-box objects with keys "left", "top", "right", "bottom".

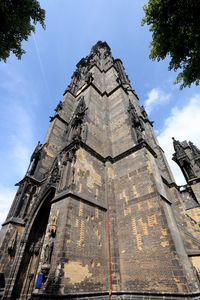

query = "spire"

[
  {"left": 172, "top": 138, "right": 197, "bottom": 182},
  {"left": 91, "top": 40, "right": 111, "bottom": 54},
  {"left": 172, "top": 137, "right": 186, "bottom": 161},
  {"left": 63, "top": 41, "right": 134, "bottom": 97},
  {"left": 63, "top": 41, "right": 114, "bottom": 96},
  {"left": 189, "top": 141, "right": 200, "bottom": 159}
]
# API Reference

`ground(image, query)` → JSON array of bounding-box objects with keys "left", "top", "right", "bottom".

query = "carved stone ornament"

[
  {"left": 181, "top": 159, "right": 196, "bottom": 180},
  {"left": 91, "top": 41, "right": 111, "bottom": 57},
  {"left": 28, "top": 141, "right": 46, "bottom": 177},
  {"left": 8, "top": 231, "right": 18, "bottom": 257},
  {"left": 49, "top": 161, "right": 61, "bottom": 186},
  {"left": 135, "top": 127, "right": 143, "bottom": 142},
  {"left": 54, "top": 101, "right": 63, "bottom": 114},
  {"left": 66, "top": 145, "right": 79, "bottom": 163},
  {"left": 189, "top": 141, "right": 200, "bottom": 159},
  {"left": 66, "top": 69, "right": 82, "bottom": 95},
  {"left": 70, "top": 97, "right": 88, "bottom": 141},
  {"left": 28, "top": 241, "right": 41, "bottom": 256},
  {"left": 82, "top": 123, "right": 88, "bottom": 143},
  {"left": 61, "top": 145, "right": 79, "bottom": 166},
  {"left": 28, "top": 242, "right": 35, "bottom": 255},
  {"left": 41, "top": 265, "right": 50, "bottom": 276},
  {"left": 48, "top": 215, "right": 58, "bottom": 237},
  {"left": 34, "top": 241, "right": 41, "bottom": 256},
  {"left": 104, "top": 49, "right": 110, "bottom": 59},
  {"left": 141, "top": 106, "right": 148, "bottom": 119},
  {"left": 128, "top": 100, "right": 144, "bottom": 142},
  {"left": 67, "top": 146, "right": 78, "bottom": 164},
  {"left": 30, "top": 141, "right": 42, "bottom": 162},
  {"left": 114, "top": 59, "right": 130, "bottom": 85},
  {"left": 172, "top": 137, "right": 185, "bottom": 158},
  {"left": 85, "top": 72, "right": 94, "bottom": 84},
  {"left": 74, "top": 96, "right": 87, "bottom": 116},
  {"left": 43, "top": 241, "right": 54, "bottom": 265}
]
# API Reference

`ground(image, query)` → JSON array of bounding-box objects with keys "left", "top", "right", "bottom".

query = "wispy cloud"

[
  {"left": 9, "top": 104, "right": 35, "bottom": 175},
  {"left": 32, "top": 33, "right": 50, "bottom": 98},
  {"left": 144, "top": 88, "right": 171, "bottom": 115},
  {"left": 0, "top": 63, "right": 37, "bottom": 224},
  {"left": 0, "top": 63, "right": 36, "bottom": 177},
  {"left": 0, "top": 184, "right": 16, "bottom": 225},
  {"left": 158, "top": 94, "right": 200, "bottom": 185}
]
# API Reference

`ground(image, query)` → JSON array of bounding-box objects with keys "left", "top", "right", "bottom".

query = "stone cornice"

[
  {"left": 15, "top": 175, "right": 44, "bottom": 186},
  {"left": 31, "top": 290, "right": 200, "bottom": 299},
  {"left": 51, "top": 189, "right": 107, "bottom": 211},
  {"left": 69, "top": 81, "right": 129, "bottom": 98},
  {"left": 63, "top": 63, "right": 139, "bottom": 100},
  {"left": 61, "top": 139, "right": 157, "bottom": 165},
  {"left": 2, "top": 217, "right": 25, "bottom": 227},
  {"left": 178, "top": 224, "right": 200, "bottom": 247},
  {"left": 49, "top": 114, "right": 69, "bottom": 126},
  {"left": 188, "top": 177, "right": 200, "bottom": 185},
  {"left": 161, "top": 176, "right": 178, "bottom": 189}
]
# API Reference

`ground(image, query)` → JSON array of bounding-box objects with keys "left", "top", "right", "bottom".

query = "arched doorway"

[{"left": 11, "top": 188, "right": 55, "bottom": 300}]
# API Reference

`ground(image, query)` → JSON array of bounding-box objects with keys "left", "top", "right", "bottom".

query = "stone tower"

[{"left": 1, "top": 41, "right": 200, "bottom": 300}]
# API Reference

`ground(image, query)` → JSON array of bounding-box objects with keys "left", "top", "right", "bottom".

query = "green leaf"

[
  {"left": 141, "top": 0, "right": 200, "bottom": 89},
  {"left": 0, "top": 0, "right": 46, "bottom": 62}
]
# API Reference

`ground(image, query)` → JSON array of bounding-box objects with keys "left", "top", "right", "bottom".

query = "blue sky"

[{"left": 1, "top": 0, "right": 200, "bottom": 224}]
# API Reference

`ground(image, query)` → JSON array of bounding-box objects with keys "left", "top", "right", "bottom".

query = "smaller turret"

[
  {"left": 172, "top": 137, "right": 199, "bottom": 182},
  {"left": 173, "top": 138, "right": 200, "bottom": 204}
]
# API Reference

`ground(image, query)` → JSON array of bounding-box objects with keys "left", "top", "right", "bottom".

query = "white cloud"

[
  {"left": 9, "top": 104, "right": 35, "bottom": 176},
  {"left": 158, "top": 94, "right": 200, "bottom": 185},
  {"left": 0, "top": 63, "right": 36, "bottom": 179},
  {"left": 0, "top": 184, "right": 17, "bottom": 226},
  {"left": 0, "top": 63, "right": 37, "bottom": 225},
  {"left": 144, "top": 88, "right": 171, "bottom": 114},
  {"left": 0, "top": 103, "right": 34, "bottom": 226}
]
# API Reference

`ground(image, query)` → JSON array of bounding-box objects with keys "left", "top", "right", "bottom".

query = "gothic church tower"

[{"left": 1, "top": 41, "right": 200, "bottom": 300}]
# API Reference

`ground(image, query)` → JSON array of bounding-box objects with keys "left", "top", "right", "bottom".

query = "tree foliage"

[
  {"left": 142, "top": 0, "right": 200, "bottom": 89},
  {"left": 0, "top": 0, "right": 45, "bottom": 62}
]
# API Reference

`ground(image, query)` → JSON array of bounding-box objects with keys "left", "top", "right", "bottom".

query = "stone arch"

[{"left": 5, "top": 187, "right": 55, "bottom": 300}]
